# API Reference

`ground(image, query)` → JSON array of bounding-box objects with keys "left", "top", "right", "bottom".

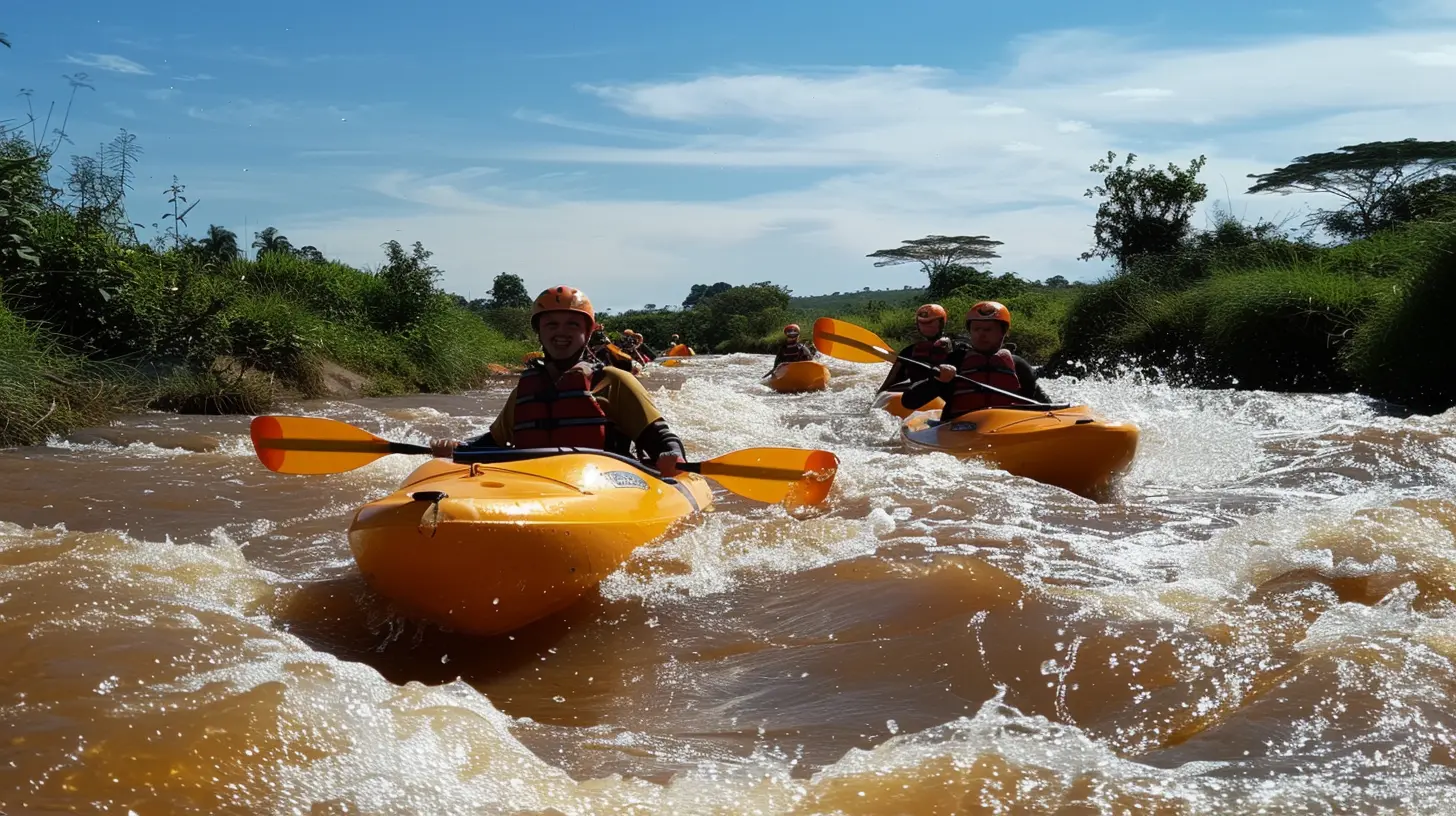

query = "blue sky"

[{"left": 4, "top": 0, "right": 1456, "bottom": 310}]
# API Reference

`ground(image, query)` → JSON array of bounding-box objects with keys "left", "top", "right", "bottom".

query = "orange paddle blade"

[
  {"left": 812, "top": 317, "right": 897, "bottom": 365},
  {"left": 692, "top": 447, "right": 839, "bottom": 505},
  {"left": 249, "top": 415, "right": 427, "bottom": 475}
]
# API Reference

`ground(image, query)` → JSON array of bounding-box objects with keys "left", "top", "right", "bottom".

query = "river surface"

[{"left": 3, "top": 353, "right": 1456, "bottom": 814}]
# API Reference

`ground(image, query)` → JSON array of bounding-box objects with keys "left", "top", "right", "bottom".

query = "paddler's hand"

[
  {"left": 656, "top": 453, "right": 684, "bottom": 477},
  {"left": 429, "top": 438, "right": 461, "bottom": 458},
  {"left": 935, "top": 364, "right": 957, "bottom": 383}
]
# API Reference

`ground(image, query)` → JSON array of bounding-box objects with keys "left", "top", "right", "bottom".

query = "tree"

[
  {"left": 296, "top": 245, "right": 325, "bottom": 263},
  {"left": 252, "top": 226, "right": 293, "bottom": 258},
  {"left": 683, "top": 281, "right": 731, "bottom": 308},
  {"left": 1044, "top": 275, "right": 1070, "bottom": 288},
  {"left": 1246, "top": 139, "right": 1456, "bottom": 242},
  {"left": 867, "top": 235, "right": 1003, "bottom": 286},
  {"left": 926, "top": 265, "right": 992, "bottom": 301},
  {"left": 375, "top": 239, "right": 442, "bottom": 331},
  {"left": 199, "top": 225, "right": 240, "bottom": 264},
  {"left": 1080, "top": 151, "right": 1208, "bottom": 269},
  {"left": 486, "top": 272, "right": 531, "bottom": 309}
]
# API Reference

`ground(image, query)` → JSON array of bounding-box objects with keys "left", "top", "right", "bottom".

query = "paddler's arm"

[
  {"left": 877, "top": 343, "right": 914, "bottom": 393},
  {"left": 901, "top": 348, "right": 962, "bottom": 410},
  {"left": 594, "top": 367, "right": 687, "bottom": 476},
  {"left": 1013, "top": 356, "right": 1051, "bottom": 403},
  {"left": 429, "top": 386, "right": 517, "bottom": 456}
]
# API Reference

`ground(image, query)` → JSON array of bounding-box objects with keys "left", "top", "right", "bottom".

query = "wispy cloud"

[
  {"left": 519, "top": 47, "right": 624, "bottom": 61},
  {"left": 219, "top": 47, "right": 288, "bottom": 67},
  {"left": 145, "top": 88, "right": 179, "bottom": 102},
  {"left": 173, "top": 73, "right": 215, "bottom": 82},
  {"left": 289, "top": 22, "right": 1456, "bottom": 309},
  {"left": 64, "top": 53, "right": 151, "bottom": 75},
  {"left": 294, "top": 149, "right": 385, "bottom": 159},
  {"left": 104, "top": 101, "right": 138, "bottom": 119},
  {"left": 187, "top": 99, "right": 290, "bottom": 126}
]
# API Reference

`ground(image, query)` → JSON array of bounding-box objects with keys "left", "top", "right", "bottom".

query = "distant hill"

[{"left": 788, "top": 286, "right": 928, "bottom": 312}]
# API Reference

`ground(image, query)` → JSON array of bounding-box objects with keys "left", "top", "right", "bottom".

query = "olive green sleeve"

[{"left": 594, "top": 367, "right": 664, "bottom": 440}]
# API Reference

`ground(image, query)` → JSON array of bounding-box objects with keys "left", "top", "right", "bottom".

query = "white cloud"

[
  {"left": 146, "top": 87, "right": 179, "bottom": 102},
  {"left": 284, "top": 23, "right": 1456, "bottom": 310},
  {"left": 104, "top": 101, "right": 138, "bottom": 120},
  {"left": 65, "top": 53, "right": 152, "bottom": 75},
  {"left": 187, "top": 99, "right": 289, "bottom": 126}
]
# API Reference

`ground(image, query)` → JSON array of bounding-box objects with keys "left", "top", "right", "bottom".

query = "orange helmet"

[
  {"left": 784, "top": 324, "right": 801, "bottom": 335},
  {"left": 915, "top": 304, "right": 948, "bottom": 323},
  {"left": 965, "top": 300, "right": 1011, "bottom": 331},
  {"left": 531, "top": 285, "right": 595, "bottom": 330}
]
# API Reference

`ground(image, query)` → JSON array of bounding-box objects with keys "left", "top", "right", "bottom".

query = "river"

[{"left": 3, "top": 353, "right": 1455, "bottom": 814}]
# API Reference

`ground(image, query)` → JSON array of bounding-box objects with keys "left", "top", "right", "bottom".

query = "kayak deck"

[
  {"left": 348, "top": 454, "right": 713, "bottom": 635},
  {"left": 764, "top": 360, "right": 831, "bottom": 393},
  {"left": 873, "top": 390, "right": 944, "bottom": 419},
  {"left": 901, "top": 405, "right": 1140, "bottom": 497}
]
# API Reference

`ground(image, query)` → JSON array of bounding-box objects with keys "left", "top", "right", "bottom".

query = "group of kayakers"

[{"left": 429, "top": 284, "right": 1048, "bottom": 471}]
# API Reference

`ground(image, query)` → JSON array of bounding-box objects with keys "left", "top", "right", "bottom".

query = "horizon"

[{"left": 5, "top": 0, "right": 1455, "bottom": 310}]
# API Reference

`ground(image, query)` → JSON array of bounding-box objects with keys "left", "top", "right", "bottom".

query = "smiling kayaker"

[
  {"left": 428, "top": 285, "right": 687, "bottom": 476},
  {"left": 901, "top": 300, "right": 1051, "bottom": 420},
  {"left": 768, "top": 324, "right": 818, "bottom": 374},
  {"left": 877, "top": 303, "right": 959, "bottom": 395}
]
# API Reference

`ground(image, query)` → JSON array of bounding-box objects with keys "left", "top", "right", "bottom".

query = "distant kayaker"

[
  {"left": 589, "top": 325, "right": 637, "bottom": 373},
  {"left": 901, "top": 301, "right": 1050, "bottom": 420},
  {"left": 877, "top": 304, "right": 959, "bottom": 395},
  {"left": 769, "top": 324, "right": 817, "bottom": 373},
  {"left": 428, "top": 286, "right": 687, "bottom": 476}
]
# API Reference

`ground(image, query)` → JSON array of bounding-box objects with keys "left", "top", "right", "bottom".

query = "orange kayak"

[
  {"left": 900, "top": 405, "right": 1139, "bottom": 497},
  {"left": 764, "top": 360, "right": 830, "bottom": 393},
  {"left": 873, "top": 391, "right": 944, "bottom": 419},
  {"left": 347, "top": 452, "right": 713, "bottom": 635}
]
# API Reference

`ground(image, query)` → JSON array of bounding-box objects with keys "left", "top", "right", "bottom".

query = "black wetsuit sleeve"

[
  {"left": 462, "top": 431, "right": 498, "bottom": 449},
  {"left": 1014, "top": 356, "right": 1051, "bottom": 403},
  {"left": 635, "top": 419, "right": 685, "bottom": 461},
  {"left": 901, "top": 346, "right": 963, "bottom": 410},
  {"left": 878, "top": 343, "right": 918, "bottom": 392}
]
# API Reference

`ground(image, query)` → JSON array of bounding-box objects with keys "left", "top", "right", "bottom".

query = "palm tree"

[
  {"left": 200, "top": 225, "right": 240, "bottom": 263},
  {"left": 251, "top": 226, "right": 294, "bottom": 258}
]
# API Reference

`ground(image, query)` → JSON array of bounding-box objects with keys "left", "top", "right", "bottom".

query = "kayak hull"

[
  {"left": 764, "top": 360, "right": 830, "bottom": 393},
  {"left": 873, "top": 391, "right": 944, "bottom": 419},
  {"left": 900, "top": 405, "right": 1139, "bottom": 497},
  {"left": 347, "top": 454, "right": 713, "bottom": 635}
]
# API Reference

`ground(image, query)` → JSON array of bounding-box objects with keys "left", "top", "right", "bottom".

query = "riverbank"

[
  {"left": 0, "top": 238, "right": 533, "bottom": 447},
  {"left": 600, "top": 215, "right": 1456, "bottom": 416}
]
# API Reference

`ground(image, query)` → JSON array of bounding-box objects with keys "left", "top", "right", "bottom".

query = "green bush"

[
  {"left": 1344, "top": 224, "right": 1456, "bottom": 411},
  {"left": 0, "top": 300, "right": 144, "bottom": 447}
]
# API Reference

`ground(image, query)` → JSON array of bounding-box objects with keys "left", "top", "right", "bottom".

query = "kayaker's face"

[
  {"left": 967, "top": 320, "right": 1006, "bottom": 352},
  {"left": 785, "top": 332, "right": 799, "bottom": 343},
  {"left": 538, "top": 312, "right": 589, "bottom": 359},
  {"left": 916, "top": 317, "right": 943, "bottom": 338}
]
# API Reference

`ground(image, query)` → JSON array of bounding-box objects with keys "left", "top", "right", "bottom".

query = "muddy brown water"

[{"left": 2, "top": 353, "right": 1455, "bottom": 814}]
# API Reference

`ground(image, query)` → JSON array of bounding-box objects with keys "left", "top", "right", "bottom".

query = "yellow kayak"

[
  {"left": 347, "top": 452, "right": 714, "bottom": 635},
  {"left": 872, "top": 391, "right": 944, "bottom": 419},
  {"left": 900, "top": 405, "right": 1139, "bottom": 497},
  {"left": 764, "top": 360, "right": 830, "bottom": 393}
]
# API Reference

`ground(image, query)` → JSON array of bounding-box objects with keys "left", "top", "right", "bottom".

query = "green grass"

[{"left": 0, "top": 302, "right": 147, "bottom": 447}]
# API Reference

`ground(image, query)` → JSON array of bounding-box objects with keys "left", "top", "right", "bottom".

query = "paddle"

[
  {"left": 248, "top": 415, "right": 838, "bottom": 506},
  {"left": 812, "top": 317, "right": 1066, "bottom": 409}
]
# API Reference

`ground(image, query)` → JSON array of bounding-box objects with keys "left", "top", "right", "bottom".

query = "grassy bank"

[
  {"left": 1, "top": 132, "right": 534, "bottom": 447},
  {"left": 1047, "top": 216, "right": 1456, "bottom": 412}
]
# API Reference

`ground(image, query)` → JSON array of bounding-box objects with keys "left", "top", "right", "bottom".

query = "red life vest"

[
  {"left": 511, "top": 360, "right": 610, "bottom": 449},
  {"left": 779, "top": 342, "right": 813, "bottom": 363},
  {"left": 946, "top": 349, "right": 1022, "bottom": 416},
  {"left": 907, "top": 336, "right": 952, "bottom": 365}
]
